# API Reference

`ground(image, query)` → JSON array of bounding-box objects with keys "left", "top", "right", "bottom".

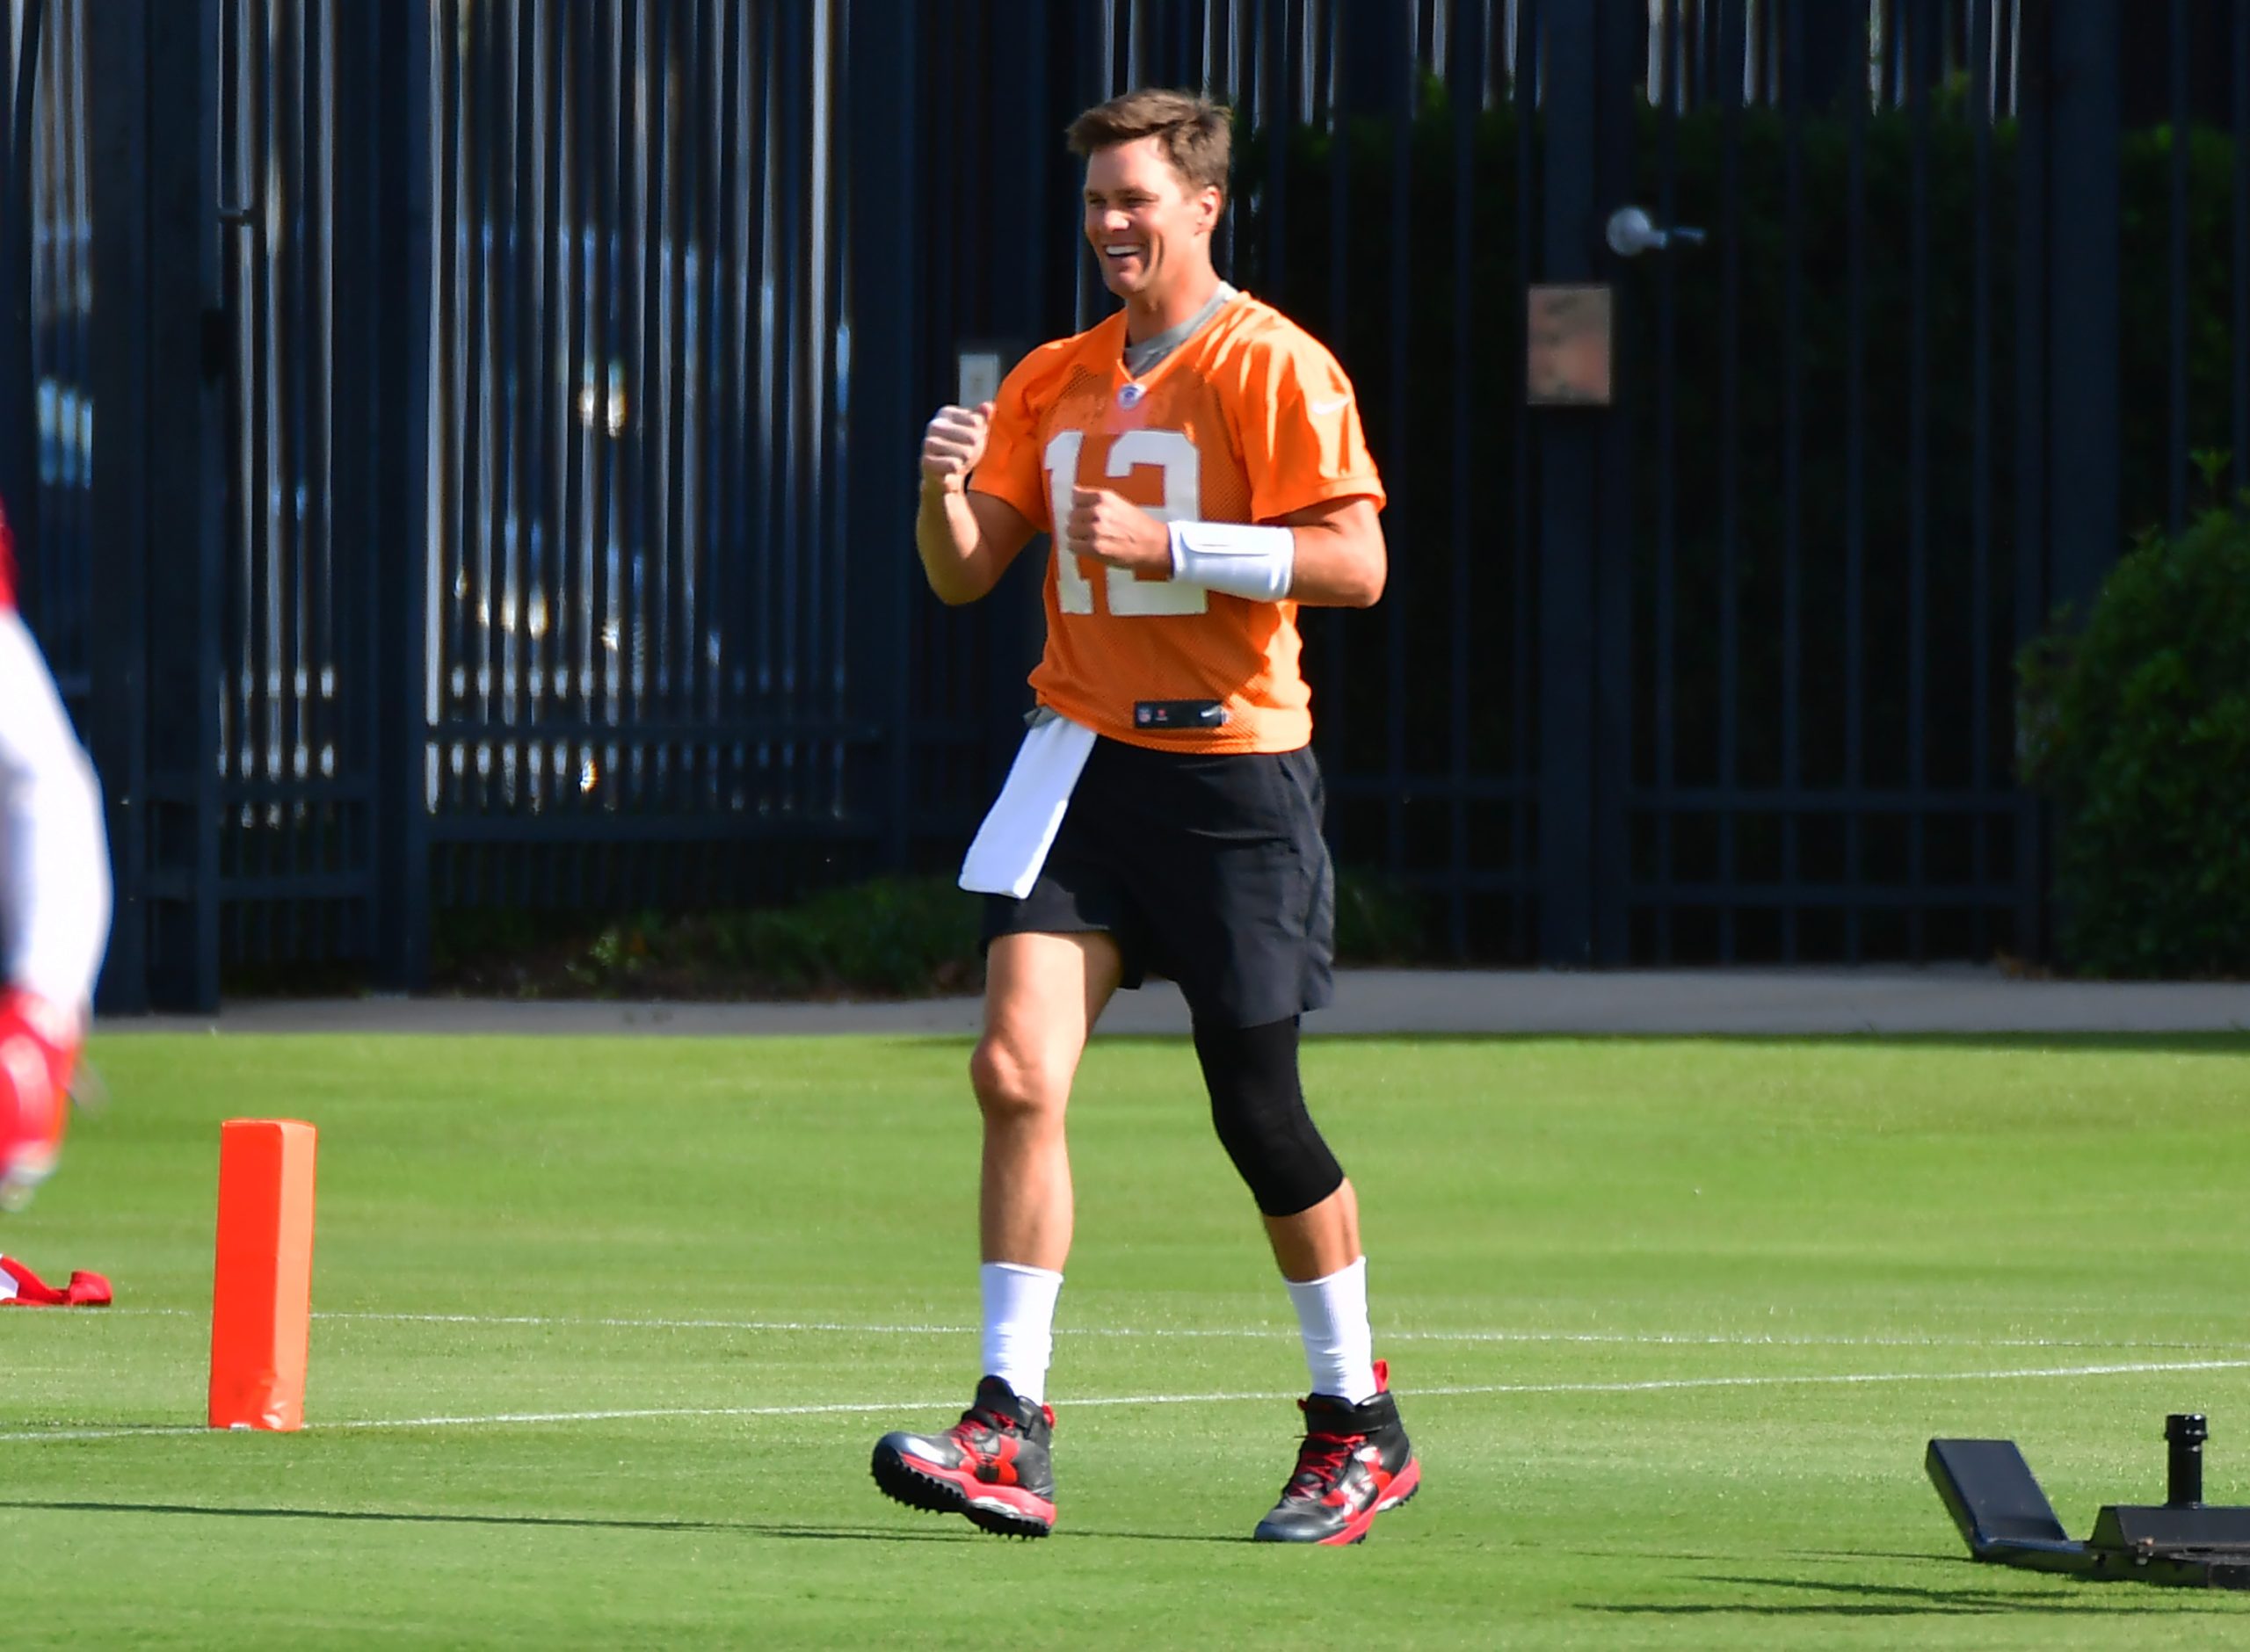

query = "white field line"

[
  {"left": 8, "top": 1357, "right": 2250, "bottom": 1446},
  {"left": 106, "top": 1307, "right": 2250, "bottom": 1351}
]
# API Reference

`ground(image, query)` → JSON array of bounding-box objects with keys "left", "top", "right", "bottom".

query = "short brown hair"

[{"left": 1065, "top": 89, "right": 1232, "bottom": 202}]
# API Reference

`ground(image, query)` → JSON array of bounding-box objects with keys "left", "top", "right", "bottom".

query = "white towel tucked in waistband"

[{"left": 957, "top": 712, "right": 1098, "bottom": 899}]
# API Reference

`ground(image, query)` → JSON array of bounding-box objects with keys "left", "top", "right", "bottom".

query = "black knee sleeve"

[{"left": 1192, "top": 1016, "right": 1345, "bottom": 1218}]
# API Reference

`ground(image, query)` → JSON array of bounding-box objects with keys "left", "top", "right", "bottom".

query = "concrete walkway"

[{"left": 105, "top": 967, "right": 2250, "bottom": 1038}]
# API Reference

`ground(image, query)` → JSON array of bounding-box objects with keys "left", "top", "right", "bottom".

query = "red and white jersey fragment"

[{"left": 0, "top": 496, "right": 112, "bottom": 1015}]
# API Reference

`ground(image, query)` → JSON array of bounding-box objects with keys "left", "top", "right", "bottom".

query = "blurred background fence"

[{"left": 0, "top": 0, "right": 2236, "bottom": 1008}]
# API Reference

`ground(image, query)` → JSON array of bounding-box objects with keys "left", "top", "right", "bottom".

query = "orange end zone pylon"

[{"left": 207, "top": 1118, "right": 318, "bottom": 1431}]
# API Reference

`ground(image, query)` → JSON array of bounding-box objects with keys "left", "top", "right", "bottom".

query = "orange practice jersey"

[{"left": 970, "top": 294, "right": 1384, "bottom": 753}]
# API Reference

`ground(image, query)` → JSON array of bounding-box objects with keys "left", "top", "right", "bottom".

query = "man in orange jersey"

[
  {"left": 870, "top": 90, "right": 1418, "bottom": 1547},
  {"left": 0, "top": 497, "right": 111, "bottom": 1211}
]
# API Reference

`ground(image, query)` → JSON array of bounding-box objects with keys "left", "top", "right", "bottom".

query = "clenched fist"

[
  {"left": 921, "top": 402, "right": 994, "bottom": 492},
  {"left": 1063, "top": 488, "right": 1172, "bottom": 576}
]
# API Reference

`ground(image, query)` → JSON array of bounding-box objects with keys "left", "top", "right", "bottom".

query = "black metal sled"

[{"left": 1928, "top": 1414, "right": 2250, "bottom": 1588}]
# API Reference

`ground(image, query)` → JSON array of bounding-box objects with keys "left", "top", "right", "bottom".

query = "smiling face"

[{"left": 1083, "top": 135, "right": 1222, "bottom": 317}]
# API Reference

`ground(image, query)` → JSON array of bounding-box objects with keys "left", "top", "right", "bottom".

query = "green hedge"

[
  {"left": 2017, "top": 500, "right": 2250, "bottom": 977},
  {"left": 430, "top": 869, "right": 1425, "bottom": 999}
]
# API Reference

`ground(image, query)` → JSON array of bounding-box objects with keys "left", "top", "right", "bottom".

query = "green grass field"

[{"left": 6, "top": 1029, "right": 2250, "bottom": 1648}]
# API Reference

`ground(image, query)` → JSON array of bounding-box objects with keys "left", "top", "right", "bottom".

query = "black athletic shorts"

[{"left": 980, "top": 735, "right": 1336, "bottom": 1029}]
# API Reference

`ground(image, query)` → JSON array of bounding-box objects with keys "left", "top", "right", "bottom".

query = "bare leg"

[
  {"left": 972, "top": 931, "right": 1123, "bottom": 1270},
  {"left": 1262, "top": 1177, "right": 1361, "bottom": 1283}
]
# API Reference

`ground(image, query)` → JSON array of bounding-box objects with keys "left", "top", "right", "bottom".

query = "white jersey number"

[{"left": 1046, "top": 430, "right": 1208, "bottom": 617}]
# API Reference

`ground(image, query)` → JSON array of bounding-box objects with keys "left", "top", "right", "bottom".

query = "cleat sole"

[
  {"left": 871, "top": 1449, "right": 968, "bottom": 1518},
  {"left": 871, "top": 1445, "right": 1054, "bottom": 1540}
]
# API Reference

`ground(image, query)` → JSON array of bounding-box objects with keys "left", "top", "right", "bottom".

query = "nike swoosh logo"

[{"left": 1310, "top": 395, "right": 1353, "bottom": 416}]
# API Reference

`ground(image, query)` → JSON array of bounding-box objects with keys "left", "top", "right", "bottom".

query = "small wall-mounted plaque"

[
  {"left": 1526, "top": 284, "right": 1613, "bottom": 407},
  {"left": 957, "top": 347, "right": 1005, "bottom": 409},
  {"left": 956, "top": 339, "right": 1022, "bottom": 409}
]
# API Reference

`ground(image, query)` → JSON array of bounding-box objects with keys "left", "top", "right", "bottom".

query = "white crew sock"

[
  {"left": 1284, "top": 1256, "right": 1377, "bottom": 1405},
  {"left": 980, "top": 1261, "right": 1063, "bottom": 1405}
]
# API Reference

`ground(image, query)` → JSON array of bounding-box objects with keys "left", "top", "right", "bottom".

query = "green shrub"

[
  {"left": 2016, "top": 505, "right": 2250, "bottom": 975},
  {"left": 1332, "top": 867, "right": 1426, "bottom": 965},
  {"left": 432, "top": 866, "right": 1435, "bottom": 999},
  {"left": 433, "top": 876, "right": 983, "bottom": 999}
]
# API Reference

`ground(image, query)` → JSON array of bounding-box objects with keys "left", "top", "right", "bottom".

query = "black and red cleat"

[
  {"left": 1252, "top": 1359, "right": 1420, "bottom": 1546},
  {"left": 871, "top": 1375, "right": 1057, "bottom": 1538}
]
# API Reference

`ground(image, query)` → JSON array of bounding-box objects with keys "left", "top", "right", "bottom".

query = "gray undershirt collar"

[{"left": 1121, "top": 282, "right": 1239, "bottom": 379}]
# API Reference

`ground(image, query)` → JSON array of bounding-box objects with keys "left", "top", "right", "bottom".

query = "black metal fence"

[{"left": 3, "top": 0, "right": 2238, "bottom": 1008}]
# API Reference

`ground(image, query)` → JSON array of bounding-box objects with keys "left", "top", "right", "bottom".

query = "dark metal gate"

[{"left": 9, "top": 1, "right": 2242, "bottom": 1006}]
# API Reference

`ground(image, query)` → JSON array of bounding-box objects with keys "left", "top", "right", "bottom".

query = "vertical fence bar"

[
  {"left": 1381, "top": 0, "right": 1409, "bottom": 889},
  {"left": 1843, "top": 0, "right": 1868, "bottom": 961},
  {"left": 633, "top": 0, "right": 665, "bottom": 804},
  {"left": 665, "top": 0, "right": 696, "bottom": 801},
  {"left": 2236, "top": 0, "right": 2249, "bottom": 501},
  {"left": 821, "top": 0, "right": 850, "bottom": 824},
  {"left": 84, "top": 0, "right": 151, "bottom": 1008},
  {"left": 1780, "top": 0, "right": 1804, "bottom": 961},
  {"left": 1259, "top": 0, "right": 1287, "bottom": 322},
  {"left": 699, "top": 0, "right": 729, "bottom": 777},
  {"left": 453, "top": 0, "right": 486, "bottom": 818},
  {"left": 2167, "top": 0, "right": 2188, "bottom": 536},
  {"left": 374, "top": 0, "right": 432, "bottom": 988},
  {"left": 541, "top": 0, "right": 570, "bottom": 812},
  {"left": 1970, "top": 0, "right": 1993, "bottom": 958},
  {"left": 2013, "top": 0, "right": 2049, "bottom": 960},
  {"left": 1511, "top": 0, "right": 1535, "bottom": 960},
  {"left": 1591, "top": 0, "right": 1636, "bottom": 965},
  {"left": 504, "top": 1, "right": 538, "bottom": 811},
  {"left": 2045, "top": 0, "right": 2119, "bottom": 617},
  {"left": 1652, "top": 0, "right": 1679, "bottom": 961},
  {"left": 1715, "top": 0, "right": 1743, "bottom": 962},
  {"left": 593, "top": 0, "right": 625, "bottom": 808},
  {"left": 774, "top": 0, "right": 804, "bottom": 816},
  {"left": 736, "top": 0, "right": 763, "bottom": 830},
  {"left": 25, "top": 0, "right": 100, "bottom": 717},
  {"left": 232, "top": 0, "right": 258, "bottom": 961},
  {"left": 15, "top": 0, "right": 45, "bottom": 649},
  {"left": 299, "top": 0, "right": 325, "bottom": 953},
  {"left": 0, "top": 0, "right": 44, "bottom": 630},
  {"left": 1444, "top": 0, "right": 1479, "bottom": 959},
  {"left": 746, "top": 0, "right": 777, "bottom": 820},
  {"left": 1907, "top": 0, "right": 1932, "bottom": 960},
  {"left": 2168, "top": 0, "right": 2187, "bottom": 538},
  {"left": 849, "top": 0, "right": 918, "bottom": 873},
  {"left": 330, "top": 0, "right": 370, "bottom": 963},
  {"left": 658, "top": 0, "right": 686, "bottom": 801},
  {"left": 1320, "top": 0, "right": 1350, "bottom": 844},
  {"left": 426, "top": 0, "right": 452, "bottom": 825},
  {"left": 1536, "top": 0, "right": 1595, "bottom": 964}
]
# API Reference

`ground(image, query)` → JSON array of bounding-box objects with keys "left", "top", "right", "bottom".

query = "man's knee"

[
  {"left": 1193, "top": 1017, "right": 1344, "bottom": 1217},
  {"left": 969, "top": 1034, "right": 1071, "bottom": 1126}
]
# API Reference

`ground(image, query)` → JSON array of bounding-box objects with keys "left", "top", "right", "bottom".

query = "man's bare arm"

[
  {"left": 1063, "top": 489, "right": 1386, "bottom": 609},
  {"left": 917, "top": 401, "right": 1037, "bottom": 605},
  {"left": 1269, "top": 495, "right": 1385, "bottom": 609}
]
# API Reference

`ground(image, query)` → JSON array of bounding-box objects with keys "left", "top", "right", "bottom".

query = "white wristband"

[{"left": 1166, "top": 520, "right": 1296, "bottom": 602}]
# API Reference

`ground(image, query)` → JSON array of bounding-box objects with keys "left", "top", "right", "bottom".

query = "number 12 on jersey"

[{"left": 1045, "top": 430, "right": 1209, "bottom": 617}]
